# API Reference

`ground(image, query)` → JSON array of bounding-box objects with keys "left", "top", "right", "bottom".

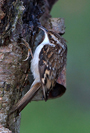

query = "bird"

[
  {"left": 31, "top": 26, "right": 67, "bottom": 99},
  {"left": 10, "top": 26, "right": 67, "bottom": 114}
]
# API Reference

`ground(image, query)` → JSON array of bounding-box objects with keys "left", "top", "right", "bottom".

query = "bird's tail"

[{"left": 10, "top": 82, "right": 41, "bottom": 114}]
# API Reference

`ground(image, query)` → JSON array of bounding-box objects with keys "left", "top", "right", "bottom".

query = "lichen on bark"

[{"left": 0, "top": 0, "right": 29, "bottom": 132}]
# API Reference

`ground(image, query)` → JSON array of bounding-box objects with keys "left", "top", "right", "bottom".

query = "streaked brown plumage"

[{"left": 38, "top": 29, "right": 67, "bottom": 99}]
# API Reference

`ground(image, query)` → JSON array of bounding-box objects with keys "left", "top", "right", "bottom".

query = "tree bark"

[{"left": 0, "top": 0, "right": 67, "bottom": 132}]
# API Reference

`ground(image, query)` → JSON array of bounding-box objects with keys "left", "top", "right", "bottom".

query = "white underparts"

[{"left": 31, "top": 29, "right": 55, "bottom": 83}]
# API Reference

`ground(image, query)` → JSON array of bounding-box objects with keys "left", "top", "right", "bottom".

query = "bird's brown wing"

[{"left": 39, "top": 41, "right": 67, "bottom": 100}]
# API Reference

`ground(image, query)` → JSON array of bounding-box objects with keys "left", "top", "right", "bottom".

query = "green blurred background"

[{"left": 20, "top": 0, "right": 90, "bottom": 132}]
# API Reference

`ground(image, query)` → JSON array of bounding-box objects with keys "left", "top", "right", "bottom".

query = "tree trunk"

[{"left": 0, "top": 0, "right": 66, "bottom": 132}]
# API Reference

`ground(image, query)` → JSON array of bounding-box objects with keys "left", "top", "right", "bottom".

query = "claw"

[{"left": 20, "top": 39, "right": 33, "bottom": 61}]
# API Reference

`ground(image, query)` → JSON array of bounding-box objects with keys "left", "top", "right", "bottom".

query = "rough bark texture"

[
  {"left": 0, "top": 0, "right": 67, "bottom": 132},
  {"left": 0, "top": 0, "right": 29, "bottom": 132}
]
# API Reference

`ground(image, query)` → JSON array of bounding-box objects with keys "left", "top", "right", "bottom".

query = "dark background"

[{"left": 20, "top": 0, "right": 90, "bottom": 132}]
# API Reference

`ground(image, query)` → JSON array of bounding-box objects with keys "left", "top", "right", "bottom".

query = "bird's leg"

[{"left": 20, "top": 38, "right": 33, "bottom": 61}]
